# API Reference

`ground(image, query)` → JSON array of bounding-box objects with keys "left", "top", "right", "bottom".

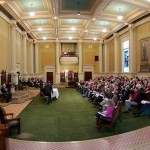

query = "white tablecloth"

[{"left": 52, "top": 88, "right": 59, "bottom": 99}]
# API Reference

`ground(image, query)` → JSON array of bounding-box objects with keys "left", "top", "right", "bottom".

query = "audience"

[{"left": 76, "top": 75, "right": 150, "bottom": 119}]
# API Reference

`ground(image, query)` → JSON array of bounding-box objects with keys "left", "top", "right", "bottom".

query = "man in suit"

[
  {"left": 1, "top": 83, "right": 12, "bottom": 103},
  {"left": 44, "top": 81, "right": 53, "bottom": 104}
]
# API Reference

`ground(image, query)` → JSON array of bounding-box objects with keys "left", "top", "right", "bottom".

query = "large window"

[{"left": 122, "top": 40, "right": 129, "bottom": 72}]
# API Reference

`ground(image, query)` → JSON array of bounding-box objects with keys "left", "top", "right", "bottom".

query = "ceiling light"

[
  {"left": 54, "top": 16, "right": 58, "bottom": 19},
  {"left": 69, "top": 37, "right": 72, "bottom": 40},
  {"left": 0, "top": 1, "right": 4, "bottom": 4},
  {"left": 84, "top": 30, "right": 88, "bottom": 32},
  {"left": 38, "top": 28, "right": 42, "bottom": 31},
  {"left": 117, "top": 15, "right": 123, "bottom": 20},
  {"left": 71, "top": 27, "right": 75, "bottom": 31},
  {"left": 92, "top": 18, "right": 96, "bottom": 21},
  {"left": 43, "top": 37, "right": 47, "bottom": 40},
  {"left": 102, "top": 29, "right": 107, "bottom": 32},
  {"left": 93, "top": 37, "right": 97, "bottom": 41},
  {"left": 29, "top": 12, "right": 35, "bottom": 16}
]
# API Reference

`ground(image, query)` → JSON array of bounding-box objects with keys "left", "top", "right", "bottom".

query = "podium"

[{"left": 66, "top": 81, "right": 76, "bottom": 88}]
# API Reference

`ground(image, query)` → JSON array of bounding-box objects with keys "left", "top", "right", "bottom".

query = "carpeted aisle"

[{"left": 11, "top": 88, "right": 150, "bottom": 142}]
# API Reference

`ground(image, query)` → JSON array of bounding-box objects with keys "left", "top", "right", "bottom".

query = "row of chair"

[{"left": 0, "top": 107, "right": 20, "bottom": 135}]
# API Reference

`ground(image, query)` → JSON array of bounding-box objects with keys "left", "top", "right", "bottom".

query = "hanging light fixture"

[
  {"left": 29, "top": 0, "right": 35, "bottom": 16},
  {"left": 71, "top": 19, "right": 76, "bottom": 31},
  {"left": 77, "top": 2, "right": 80, "bottom": 15},
  {"left": 102, "top": 21, "right": 107, "bottom": 32},
  {"left": 38, "top": 20, "right": 43, "bottom": 31},
  {"left": 117, "top": 8, "right": 123, "bottom": 20},
  {"left": 43, "top": 29, "right": 47, "bottom": 40}
]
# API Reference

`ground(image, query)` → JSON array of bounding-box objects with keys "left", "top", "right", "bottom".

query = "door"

[
  {"left": 60, "top": 72, "right": 65, "bottom": 82},
  {"left": 47, "top": 72, "right": 53, "bottom": 85},
  {"left": 84, "top": 72, "right": 92, "bottom": 81}
]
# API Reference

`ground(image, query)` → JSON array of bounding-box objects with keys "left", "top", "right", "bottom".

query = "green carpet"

[{"left": 11, "top": 88, "right": 150, "bottom": 142}]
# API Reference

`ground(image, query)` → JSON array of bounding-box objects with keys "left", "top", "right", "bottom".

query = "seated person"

[
  {"left": 145, "top": 83, "right": 150, "bottom": 93},
  {"left": 95, "top": 104, "right": 115, "bottom": 127},
  {"left": 120, "top": 86, "right": 130, "bottom": 104},
  {"left": 133, "top": 102, "right": 150, "bottom": 117},
  {"left": 98, "top": 92, "right": 118, "bottom": 110},
  {"left": 1, "top": 83, "right": 12, "bottom": 103},
  {"left": 124, "top": 88, "right": 139, "bottom": 113}
]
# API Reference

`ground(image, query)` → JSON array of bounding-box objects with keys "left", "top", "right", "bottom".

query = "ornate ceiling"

[{"left": 1, "top": 0, "right": 150, "bottom": 41}]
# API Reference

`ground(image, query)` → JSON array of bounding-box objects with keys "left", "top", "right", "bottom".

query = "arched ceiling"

[{"left": 1, "top": 0, "right": 150, "bottom": 41}]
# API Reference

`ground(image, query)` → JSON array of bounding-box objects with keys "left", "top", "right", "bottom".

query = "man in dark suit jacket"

[
  {"left": 44, "top": 81, "right": 53, "bottom": 104},
  {"left": 1, "top": 83, "right": 12, "bottom": 103}
]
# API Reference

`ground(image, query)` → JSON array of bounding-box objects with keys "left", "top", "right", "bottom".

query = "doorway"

[
  {"left": 46, "top": 72, "right": 53, "bottom": 85},
  {"left": 84, "top": 72, "right": 92, "bottom": 81}
]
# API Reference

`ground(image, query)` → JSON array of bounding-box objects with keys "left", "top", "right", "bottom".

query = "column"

[
  {"left": 10, "top": 20, "right": 18, "bottom": 85},
  {"left": 78, "top": 39, "right": 83, "bottom": 73},
  {"left": 22, "top": 32, "right": 27, "bottom": 74},
  {"left": 99, "top": 40, "right": 103, "bottom": 73},
  {"left": 55, "top": 39, "right": 60, "bottom": 84},
  {"left": 56, "top": 39, "right": 60, "bottom": 73},
  {"left": 35, "top": 42, "right": 39, "bottom": 73},
  {"left": 104, "top": 41, "right": 108, "bottom": 73},
  {"left": 78, "top": 39, "right": 83, "bottom": 81},
  {"left": 0, "top": 74, "right": 1, "bottom": 85},
  {"left": 30, "top": 40, "right": 34, "bottom": 74},
  {"left": 129, "top": 24, "right": 136, "bottom": 74},
  {"left": 114, "top": 33, "right": 119, "bottom": 75},
  {"left": 10, "top": 20, "right": 17, "bottom": 73}
]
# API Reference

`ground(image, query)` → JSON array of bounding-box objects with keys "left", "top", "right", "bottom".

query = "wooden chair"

[
  {"left": 98, "top": 100, "right": 122, "bottom": 133},
  {"left": 40, "top": 92, "right": 49, "bottom": 101},
  {"left": 0, "top": 107, "right": 21, "bottom": 134}
]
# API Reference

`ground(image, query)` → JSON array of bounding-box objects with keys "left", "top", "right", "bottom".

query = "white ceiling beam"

[{"left": 21, "top": 14, "right": 54, "bottom": 20}]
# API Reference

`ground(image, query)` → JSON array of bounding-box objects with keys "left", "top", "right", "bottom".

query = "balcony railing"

[
  {"left": 60, "top": 56, "right": 78, "bottom": 65},
  {"left": 61, "top": 52, "right": 77, "bottom": 57}
]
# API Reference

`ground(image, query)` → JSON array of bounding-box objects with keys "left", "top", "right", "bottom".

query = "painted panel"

[
  {"left": 82, "top": 43, "right": 99, "bottom": 73},
  {"left": 14, "top": 0, "right": 47, "bottom": 12},
  {"left": 0, "top": 17, "right": 9, "bottom": 71},
  {"left": 136, "top": 22, "right": 150, "bottom": 72},
  {"left": 103, "top": 1, "right": 135, "bottom": 15},
  {"left": 39, "top": 43, "right": 56, "bottom": 73}
]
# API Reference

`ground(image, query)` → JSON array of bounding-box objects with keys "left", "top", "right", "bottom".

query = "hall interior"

[{"left": 0, "top": 0, "right": 150, "bottom": 150}]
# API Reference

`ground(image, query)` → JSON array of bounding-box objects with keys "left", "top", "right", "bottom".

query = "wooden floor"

[{"left": 2, "top": 88, "right": 150, "bottom": 150}]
